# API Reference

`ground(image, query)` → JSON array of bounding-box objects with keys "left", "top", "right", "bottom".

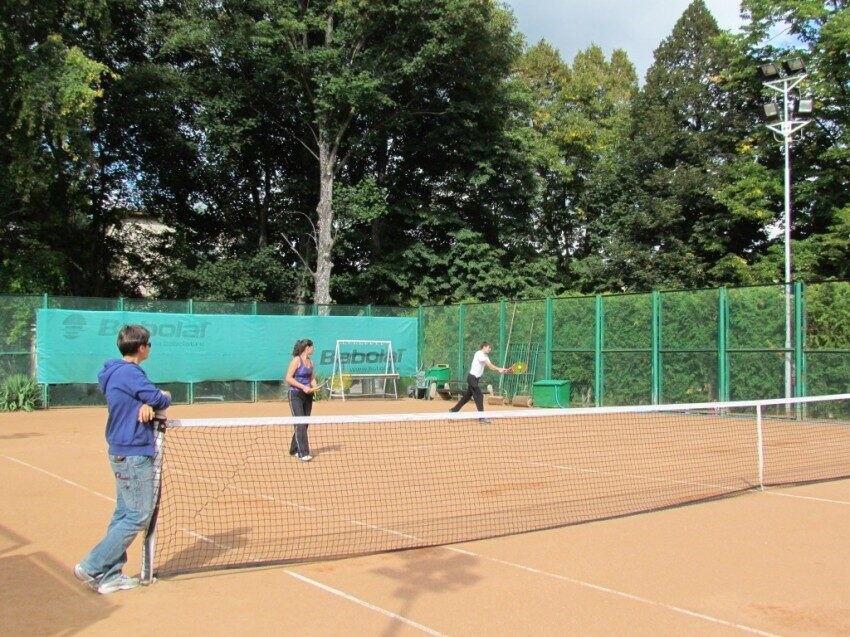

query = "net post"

[
  {"left": 141, "top": 418, "right": 166, "bottom": 584},
  {"left": 756, "top": 403, "right": 765, "bottom": 491}
]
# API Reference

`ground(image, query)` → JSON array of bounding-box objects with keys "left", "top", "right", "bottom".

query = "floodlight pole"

[{"left": 762, "top": 72, "right": 810, "bottom": 401}]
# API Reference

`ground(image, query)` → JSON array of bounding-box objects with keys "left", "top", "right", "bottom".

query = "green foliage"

[
  {"left": 0, "top": 374, "right": 41, "bottom": 412},
  {"left": 0, "top": 0, "right": 121, "bottom": 296},
  {"left": 514, "top": 40, "right": 638, "bottom": 290},
  {"left": 157, "top": 248, "right": 304, "bottom": 302},
  {"left": 741, "top": 0, "right": 850, "bottom": 281},
  {"left": 582, "top": 0, "right": 766, "bottom": 292},
  {"left": 1, "top": 0, "right": 849, "bottom": 309}
]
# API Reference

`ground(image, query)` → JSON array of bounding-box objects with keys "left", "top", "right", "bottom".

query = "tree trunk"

[{"left": 314, "top": 137, "right": 335, "bottom": 304}]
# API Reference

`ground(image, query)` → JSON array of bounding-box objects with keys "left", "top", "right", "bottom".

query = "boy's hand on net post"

[
  {"left": 150, "top": 391, "right": 171, "bottom": 429},
  {"left": 139, "top": 404, "right": 155, "bottom": 422}
]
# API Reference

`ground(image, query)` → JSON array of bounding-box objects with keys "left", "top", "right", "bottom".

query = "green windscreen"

[{"left": 36, "top": 309, "right": 418, "bottom": 384}]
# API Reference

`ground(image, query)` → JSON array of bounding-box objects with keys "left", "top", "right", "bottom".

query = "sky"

[{"left": 502, "top": 0, "right": 745, "bottom": 81}]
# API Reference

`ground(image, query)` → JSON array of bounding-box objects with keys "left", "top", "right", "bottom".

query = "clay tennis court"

[{"left": 3, "top": 398, "right": 850, "bottom": 636}]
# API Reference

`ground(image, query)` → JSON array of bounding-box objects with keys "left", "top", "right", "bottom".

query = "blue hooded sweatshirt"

[{"left": 97, "top": 359, "right": 171, "bottom": 456}]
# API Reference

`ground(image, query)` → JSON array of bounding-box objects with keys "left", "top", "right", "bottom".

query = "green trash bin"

[
  {"left": 532, "top": 380, "right": 571, "bottom": 408},
  {"left": 425, "top": 364, "right": 451, "bottom": 383}
]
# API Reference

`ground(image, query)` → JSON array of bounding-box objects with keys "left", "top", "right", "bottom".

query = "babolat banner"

[{"left": 36, "top": 309, "right": 418, "bottom": 384}]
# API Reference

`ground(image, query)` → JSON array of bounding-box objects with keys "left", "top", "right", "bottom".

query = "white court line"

[
  {"left": 444, "top": 546, "right": 780, "bottom": 637},
  {"left": 179, "top": 529, "right": 234, "bottom": 551},
  {"left": 2, "top": 455, "right": 114, "bottom": 502},
  {"left": 508, "top": 456, "right": 740, "bottom": 493},
  {"left": 285, "top": 570, "right": 445, "bottom": 637},
  {"left": 351, "top": 520, "right": 419, "bottom": 540},
  {"left": 766, "top": 491, "right": 850, "bottom": 506},
  {"left": 334, "top": 517, "right": 779, "bottom": 636},
  {"left": 171, "top": 469, "right": 317, "bottom": 511},
  {"left": 0, "top": 452, "right": 801, "bottom": 634}
]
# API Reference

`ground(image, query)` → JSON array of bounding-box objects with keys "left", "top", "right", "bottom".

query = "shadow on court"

[
  {"left": 0, "top": 551, "right": 117, "bottom": 634},
  {"left": 0, "top": 432, "right": 44, "bottom": 440},
  {"left": 157, "top": 527, "right": 253, "bottom": 576},
  {"left": 370, "top": 547, "right": 480, "bottom": 637}
]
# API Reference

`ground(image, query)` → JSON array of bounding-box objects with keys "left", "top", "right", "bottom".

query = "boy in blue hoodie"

[{"left": 74, "top": 324, "right": 171, "bottom": 594}]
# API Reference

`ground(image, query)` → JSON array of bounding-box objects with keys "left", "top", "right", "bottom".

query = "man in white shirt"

[{"left": 449, "top": 342, "right": 507, "bottom": 422}]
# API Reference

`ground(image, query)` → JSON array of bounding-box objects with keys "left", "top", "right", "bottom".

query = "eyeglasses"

[{"left": 142, "top": 342, "right": 153, "bottom": 349}]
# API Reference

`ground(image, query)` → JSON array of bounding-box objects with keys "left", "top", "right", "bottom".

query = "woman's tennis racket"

[{"left": 310, "top": 378, "right": 330, "bottom": 393}]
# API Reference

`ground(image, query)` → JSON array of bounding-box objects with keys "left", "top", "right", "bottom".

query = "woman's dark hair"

[
  {"left": 292, "top": 338, "right": 314, "bottom": 357},
  {"left": 118, "top": 325, "right": 151, "bottom": 355}
]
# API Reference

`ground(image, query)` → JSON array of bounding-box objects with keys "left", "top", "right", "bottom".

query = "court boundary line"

[
  {"left": 444, "top": 546, "right": 780, "bottom": 637},
  {"left": 285, "top": 570, "right": 445, "bottom": 636},
  {"left": 766, "top": 491, "right": 850, "bottom": 506},
  {"left": 6, "top": 451, "right": 845, "bottom": 635},
  {"left": 3, "top": 455, "right": 114, "bottom": 502}
]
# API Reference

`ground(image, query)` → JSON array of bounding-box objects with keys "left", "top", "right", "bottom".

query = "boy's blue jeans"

[{"left": 79, "top": 454, "right": 155, "bottom": 583}]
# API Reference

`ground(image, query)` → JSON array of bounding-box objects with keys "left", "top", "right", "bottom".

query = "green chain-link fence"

[{"left": 2, "top": 281, "right": 848, "bottom": 408}]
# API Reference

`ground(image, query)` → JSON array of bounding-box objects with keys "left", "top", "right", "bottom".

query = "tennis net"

[{"left": 143, "top": 394, "right": 850, "bottom": 580}]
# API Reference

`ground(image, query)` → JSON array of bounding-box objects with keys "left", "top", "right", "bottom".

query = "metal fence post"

[
  {"left": 718, "top": 287, "right": 728, "bottom": 402},
  {"left": 544, "top": 297, "right": 553, "bottom": 379},
  {"left": 594, "top": 294, "right": 603, "bottom": 407},
  {"left": 457, "top": 303, "right": 466, "bottom": 379},
  {"left": 417, "top": 306, "right": 425, "bottom": 371},
  {"left": 651, "top": 291, "right": 661, "bottom": 405},
  {"left": 795, "top": 281, "right": 805, "bottom": 398},
  {"left": 499, "top": 300, "right": 506, "bottom": 367},
  {"left": 41, "top": 293, "right": 50, "bottom": 408}
]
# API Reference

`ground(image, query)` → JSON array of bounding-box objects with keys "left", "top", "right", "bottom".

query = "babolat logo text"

[
  {"left": 320, "top": 348, "right": 405, "bottom": 365},
  {"left": 98, "top": 319, "right": 211, "bottom": 338},
  {"left": 63, "top": 314, "right": 87, "bottom": 339}
]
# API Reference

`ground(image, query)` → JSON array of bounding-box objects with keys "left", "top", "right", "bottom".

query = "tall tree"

[
  {"left": 154, "top": 0, "right": 536, "bottom": 305},
  {"left": 0, "top": 0, "right": 112, "bottom": 294},
  {"left": 513, "top": 42, "right": 638, "bottom": 291},
  {"left": 584, "top": 0, "right": 764, "bottom": 291}
]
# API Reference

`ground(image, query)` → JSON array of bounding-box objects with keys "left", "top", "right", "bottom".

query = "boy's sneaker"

[
  {"left": 298, "top": 454, "right": 313, "bottom": 462},
  {"left": 97, "top": 574, "right": 140, "bottom": 595},
  {"left": 74, "top": 564, "right": 99, "bottom": 591},
  {"left": 479, "top": 418, "right": 491, "bottom": 424}
]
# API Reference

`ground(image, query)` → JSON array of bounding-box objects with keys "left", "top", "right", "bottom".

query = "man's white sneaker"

[
  {"left": 298, "top": 454, "right": 313, "bottom": 462},
  {"left": 74, "top": 564, "right": 99, "bottom": 591},
  {"left": 97, "top": 574, "right": 140, "bottom": 594}
]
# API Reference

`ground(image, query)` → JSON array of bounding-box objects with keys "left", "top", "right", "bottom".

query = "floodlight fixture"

[
  {"left": 758, "top": 63, "right": 780, "bottom": 79},
  {"left": 796, "top": 98, "right": 814, "bottom": 115},
  {"left": 783, "top": 58, "right": 806, "bottom": 75},
  {"left": 763, "top": 101, "right": 780, "bottom": 119}
]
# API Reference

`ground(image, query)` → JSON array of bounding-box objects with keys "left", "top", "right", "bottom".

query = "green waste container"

[
  {"left": 425, "top": 364, "right": 451, "bottom": 383},
  {"left": 532, "top": 380, "right": 571, "bottom": 408}
]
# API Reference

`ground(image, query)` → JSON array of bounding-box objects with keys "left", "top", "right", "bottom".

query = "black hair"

[
  {"left": 118, "top": 325, "right": 151, "bottom": 355},
  {"left": 292, "top": 338, "right": 314, "bottom": 357}
]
